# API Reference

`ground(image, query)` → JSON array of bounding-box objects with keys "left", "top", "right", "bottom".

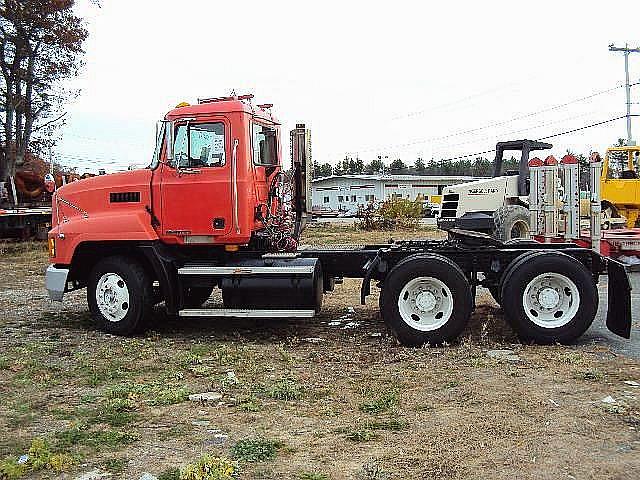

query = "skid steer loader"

[{"left": 437, "top": 139, "right": 552, "bottom": 240}]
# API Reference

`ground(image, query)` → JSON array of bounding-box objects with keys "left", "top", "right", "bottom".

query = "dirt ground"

[{"left": 1, "top": 224, "right": 639, "bottom": 479}]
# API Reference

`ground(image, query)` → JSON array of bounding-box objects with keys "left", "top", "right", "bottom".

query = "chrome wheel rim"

[
  {"left": 522, "top": 272, "right": 579, "bottom": 328},
  {"left": 397, "top": 276, "right": 453, "bottom": 331},
  {"left": 96, "top": 273, "right": 130, "bottom": 322}
]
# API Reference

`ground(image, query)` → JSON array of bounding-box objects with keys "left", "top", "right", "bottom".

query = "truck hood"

[{"left": 53, "top": 169, "right": 152, "bottom": 222}]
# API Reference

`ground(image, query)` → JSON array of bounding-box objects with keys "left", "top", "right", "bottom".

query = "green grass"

[
  {"left": 0, "top": 438, "right": 75, "bottom": 479},
  {"left": 180, "top": 454, "right": 237, "bottom": 479},
  {"left": 299, "top": 472, "right": 329, "bottom": 480},
  {"left": 92, "top": 398, "right": 139, "bottom": 427},
  {"left": 231, "top": 437, "right": 283, "bottom": 462},
  {"left": 103, "top": 457, "right": 127, "bottom": 474},
  {"left": 237, "top": 396, "right": 262, "bottom": 412},
  {"left": 106, "top": 381, "right": 189, "bottom": 406},
  {"left": 345, "top": 429, "right": 378, "bottom": 442},
  {"left": 158, "top": 467, "right": 181, "bottom": 480},
  {"left": 264, "top": 379, "right": 304, "bottom": 401},
  {"left": 359, "top": 389, "right": 399, "bottom": 414},
  {"left": 338, "top": 417, "right": 407, "bottom": 442},
  {"left": 55, "top": 426, "right": 138, "bottom": 451},
  {"left": 6, "top": 402, "right": 36, "bottom": 428},
  {"left": 574, "top": 369, "right": 604, "bottom": 382}
]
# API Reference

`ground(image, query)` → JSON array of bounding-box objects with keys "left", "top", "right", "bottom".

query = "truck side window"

[
  {"left": 173, "top": 122, "right": 225, "bottom": 168},
  {"left": 252, "top": 124, "right": 278, "bottom": 166}
]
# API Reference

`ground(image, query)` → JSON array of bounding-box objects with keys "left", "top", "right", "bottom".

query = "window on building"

[
  {"left": 365, "top": 194, "right": 375, "bottom": 202},
  {"left": 323, "top": 196, "right": 330, "bottom": 203},
  {"left": 351, "top": 195, "right": 356, "bottom": 202},
  {"left": 338, "top": 196, "right": 344, "bottom": 202}
]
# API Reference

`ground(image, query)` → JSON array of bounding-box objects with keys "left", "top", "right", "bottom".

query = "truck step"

[
  {"left": 178, "top": 265, "right": 315, "bottom": 276},
  {"left": 178, "top": 308, "right": 316, "bottom": 318}
]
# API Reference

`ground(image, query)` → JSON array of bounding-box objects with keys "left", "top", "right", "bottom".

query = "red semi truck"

[{"left": 45, "top": 95, "right": 633, "bottom": 346}]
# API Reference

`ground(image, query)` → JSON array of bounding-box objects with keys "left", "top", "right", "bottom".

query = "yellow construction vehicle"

[{"left": 601, "top": 145, "right": 640, "bottom": 228}]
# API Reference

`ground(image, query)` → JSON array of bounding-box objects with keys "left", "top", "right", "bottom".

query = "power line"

[
  {"left": 339, "top": 81, "right": 639, "bottom": 157},
  {"left": 436, "top": 114, "right": 639, "bottom": 162},
  {"left": 537, "top": 114, "right": 639, "bottom": 141}
]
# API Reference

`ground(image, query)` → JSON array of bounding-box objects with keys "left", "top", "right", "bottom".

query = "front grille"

[
  {"left": 443, "top": 193, "right": 459, "bottom": 201},
  {"left": 441, "top": 201, "right": 458, "bottom": 210},
  {"left": 440, "top": 209, "right": 458, "bottom": 218}
]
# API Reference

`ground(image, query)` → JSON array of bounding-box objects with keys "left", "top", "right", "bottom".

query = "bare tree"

[{"left": 0, "top": 0, "right": 88, "bottom": 182}]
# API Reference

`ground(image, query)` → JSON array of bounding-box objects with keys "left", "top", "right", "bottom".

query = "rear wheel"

[
  {"left": 501, "top": 252, "right": 598, "bottom": 344},
  {"left": 487, "top": 247, "right": 540, "bottom": 306},
  {"left": 88, "top": 256, "right": 153, "bottom": 335},
  {"left": 380, "top": 255, "right": 473, "bottom": 346}
]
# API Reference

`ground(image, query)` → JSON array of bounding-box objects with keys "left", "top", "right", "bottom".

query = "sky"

[{"left": 54, "top": 0, "right": 640, "bottom": 173}]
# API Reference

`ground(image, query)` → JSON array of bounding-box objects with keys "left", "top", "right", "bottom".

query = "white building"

[{"left": 312, "top": 174, "right": 479, "bottom": 212}]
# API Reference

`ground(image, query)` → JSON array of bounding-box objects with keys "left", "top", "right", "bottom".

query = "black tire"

[
  {"left": 501, "top": 252, "right": 598, "bottom": 344},
  {"left": 87, "top": 255, "right": 154, "bottom": 336},
  {"left": 380, "top": 254, "right": 473, "bottom": 346},
  {"left": 493, "top": 205, "right": 530, "bottom": 241},
  {"left": 489, "top": 249, "right": 541, "bottom": 305},
  {"left": 183, "top": 285, "right": 214, "bottom": 308}
]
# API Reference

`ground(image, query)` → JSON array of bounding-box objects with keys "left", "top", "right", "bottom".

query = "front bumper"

[{"left": 46, "top": 264, "right": 69, "bottom": 301}]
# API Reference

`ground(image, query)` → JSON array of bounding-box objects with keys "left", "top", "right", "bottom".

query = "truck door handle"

[{"left": 178, "top": 168, "right": 202, "bottom": 176}]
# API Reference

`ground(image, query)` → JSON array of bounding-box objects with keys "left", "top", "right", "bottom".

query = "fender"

[{"left": 51, "top": 209, "right": 159, "bottom": 265}]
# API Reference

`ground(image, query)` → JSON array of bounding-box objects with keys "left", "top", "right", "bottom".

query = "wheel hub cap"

[
  {"left": 538, "top": 287, "right": 560, "bottom": 309},
  {"left": 522, "top": 272, "right": 580, "bottom": 329},
  {"left": 397, "top": 276, "right": 454, "bottom": 332},
  {"left": 96, "top": 273, "right": 130, "bottom": 322},
  {"left": 415, "top": 291, "right": 437, "bottom": 312}
]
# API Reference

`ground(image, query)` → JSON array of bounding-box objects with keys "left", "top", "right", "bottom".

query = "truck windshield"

[{"left": 173, "top": 122, "right": 226, "bottom": 168}]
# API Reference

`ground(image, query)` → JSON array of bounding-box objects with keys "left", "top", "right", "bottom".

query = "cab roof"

[{"left": 165, "top": 97, "right": 280, "bottom": 125}]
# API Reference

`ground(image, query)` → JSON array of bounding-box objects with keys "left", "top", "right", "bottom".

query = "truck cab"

[{"left": 601, "top": 145, "right": 640, "bottom": 227}]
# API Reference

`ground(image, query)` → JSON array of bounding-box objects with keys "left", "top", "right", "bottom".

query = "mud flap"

[{"left": 606, "top": 259, "right": 632, "bottom": 339}]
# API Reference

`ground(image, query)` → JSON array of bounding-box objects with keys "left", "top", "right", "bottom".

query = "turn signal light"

[
  {"left": 224, "top": 244, "right": 239, "bottom": 252},
  {"left": 48, "top": 238, "right": 55, "bottom": 257}
]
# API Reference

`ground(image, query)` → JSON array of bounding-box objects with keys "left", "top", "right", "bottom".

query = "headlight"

[{"left": 48, "top": 238, "right": 55, "bottom": 258}]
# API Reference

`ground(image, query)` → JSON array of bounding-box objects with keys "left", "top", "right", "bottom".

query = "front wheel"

[
  {"left": 380, "top": 254, "right": 473, "bottom": 346},
  {"left": 493, "top": 205, "right": 530, "bottom": 241},
  {"left": 87, "top": 256, "right": 154, "bottom": 335},
  {"left": 501, "top": 252, "right": 598, "bottom": 344}
]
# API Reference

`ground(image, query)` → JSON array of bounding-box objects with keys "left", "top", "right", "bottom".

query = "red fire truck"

[{"left": 45, "top": 95, "right": 632, "bottom": 346}]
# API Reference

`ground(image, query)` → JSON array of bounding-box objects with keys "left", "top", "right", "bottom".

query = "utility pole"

[{"left": 609, "top": 43, "right": 640, "bottom": 146}]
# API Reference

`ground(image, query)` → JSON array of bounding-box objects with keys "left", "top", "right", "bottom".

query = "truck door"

[{"left": 158, "top": 120, "right": 232, "bottom": 239}]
